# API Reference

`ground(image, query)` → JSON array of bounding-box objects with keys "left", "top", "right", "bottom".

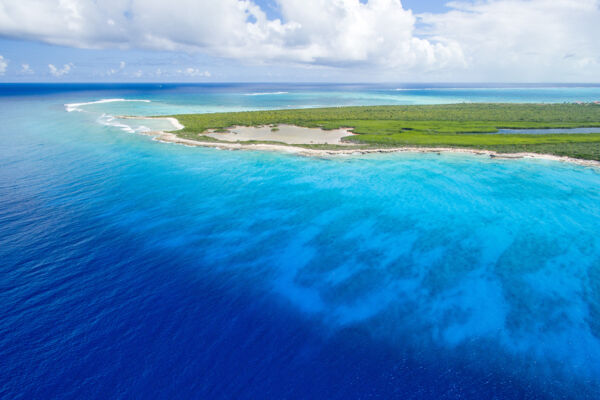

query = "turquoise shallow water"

[{"left": 1, "top": 84, "right": 600, "bottom": 399}]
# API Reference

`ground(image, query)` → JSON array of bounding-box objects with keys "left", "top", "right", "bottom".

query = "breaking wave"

[{"left": 65, "top": 99, "right": 151, "bottom": 112}]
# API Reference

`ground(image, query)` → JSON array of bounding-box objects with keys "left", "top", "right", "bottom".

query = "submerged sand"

[
  {"left": 117, "top": 116, "right": 184, "bottom": 130},
  {"left": 125, "top": 116, "right": 600, "bottom": 168},
  {"left": 204, "top": 125, "right": 356, "bottom": 145}
]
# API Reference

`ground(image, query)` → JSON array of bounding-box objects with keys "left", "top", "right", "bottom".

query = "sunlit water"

[{"left": 1, "top": 84, "right": 600, "bottom": 399}]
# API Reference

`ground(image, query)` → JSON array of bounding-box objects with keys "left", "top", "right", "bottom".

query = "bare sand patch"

[{"left": 203, "top": 124, "right": 356, "bottom": 145}]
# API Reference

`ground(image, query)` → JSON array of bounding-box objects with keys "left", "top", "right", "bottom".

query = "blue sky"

[
  {"left": 0, "top": 0, "right": 598, "bottom": 83},
  {"left": 255, "top": 0, "right": 450, "bottom": 16}
]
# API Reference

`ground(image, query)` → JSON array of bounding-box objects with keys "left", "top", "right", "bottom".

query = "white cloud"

[
  {"left": 177, "top": 68, "right": 211, "bottom": 77},
  {"left": 272, "top": 0, "right": 464, "bottom": 69},
  {"left": 0, "top": 0, "right": 463, "bottom": 72},
  {"left": 419, "top": 0, "right": 600, "bottom": 80},
  {"left": 0, "top": 0, "right": 599, "bottom": 80},
  {"left": 133, "top": 70, "right": 143, "bottom": 78},
  {"left": 48, "top": 63, "right": 73, "bottom": 77},
  {"left": 21, "top": 64, "right": 34, "bottom": 74},
  {"left": 0, "top": 55, "right": 7, "bottom": 75},
  {"left": 106, "top": 60, "right": 126, "bottom": 75}
]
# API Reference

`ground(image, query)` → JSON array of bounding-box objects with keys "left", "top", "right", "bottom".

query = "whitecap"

[
  {"left": 65, "top": 98, "right": 151, "bottom": 112},
  {"left": 97, "top": 114, "right": 136, "bottom": 133}
]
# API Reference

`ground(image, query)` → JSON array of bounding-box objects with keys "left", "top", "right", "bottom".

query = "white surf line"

[
  {"left": 65, "top": 99, "right": 151, "bottom": 112},
  {"left": 96, "top": 114, "right": 147, "bottom": 134},
  {"left": 116, "top": 116, "right": 184, "bottom": 131}
]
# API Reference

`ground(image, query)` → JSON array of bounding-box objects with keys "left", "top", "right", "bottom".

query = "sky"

[{"left": 0, "top": 0, "right": 598, "bottom": 83}]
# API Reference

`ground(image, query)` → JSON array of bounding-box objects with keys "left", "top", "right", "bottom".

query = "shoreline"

[
  {"left": 117, "top": 115, "right": 185, "bottom": 130},
  {"left": 132, "top": 116, "right": 600, "bottom": 168}
]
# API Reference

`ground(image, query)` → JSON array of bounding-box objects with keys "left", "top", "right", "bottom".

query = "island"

[{"left": 138, "top": 103, "right": 600, "bottom": 165}]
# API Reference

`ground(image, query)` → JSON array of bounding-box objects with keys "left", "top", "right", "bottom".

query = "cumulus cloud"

[
  {"left": 276, "top": 0, "right": 464, "bottom": 69},
  {"left": 0, "top": 0, "right": 599, "bottom": 80},
  {"left": 0, "top": 55, "right": 7, "bottom": 75},
  {"left": 0, "top": 0, "right": 464, "bottom": 71},
  {"left": 419, "top": 0, "right": 600, "bottom": 80},
  {"left": 48, "top": 63, "right": 73, "bottom": 77},
  {"left": 21, "top": 64, "right": 34, "bottom": 74}
]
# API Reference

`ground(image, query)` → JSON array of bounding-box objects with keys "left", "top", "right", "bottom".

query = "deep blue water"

[{"left": 1, "top": 83, "right": 600, "bottom": 399}]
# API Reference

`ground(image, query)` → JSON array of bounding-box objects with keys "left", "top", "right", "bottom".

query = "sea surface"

[{"left": 1, "top": 83, "right": 600, "bottom": 399}]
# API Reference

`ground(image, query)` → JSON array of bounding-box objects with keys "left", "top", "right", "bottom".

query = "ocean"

[{"left": 1, "top": 83, "right": 600, "bottom": 399}]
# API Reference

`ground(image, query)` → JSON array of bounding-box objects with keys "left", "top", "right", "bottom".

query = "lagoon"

[{"left": 488, "top": 127, "right": 600, "bottom": 134}]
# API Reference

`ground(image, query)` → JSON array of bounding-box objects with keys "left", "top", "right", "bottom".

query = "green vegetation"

[{"left": 170, "top": 103, "right": 600, "bottom": 161}]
